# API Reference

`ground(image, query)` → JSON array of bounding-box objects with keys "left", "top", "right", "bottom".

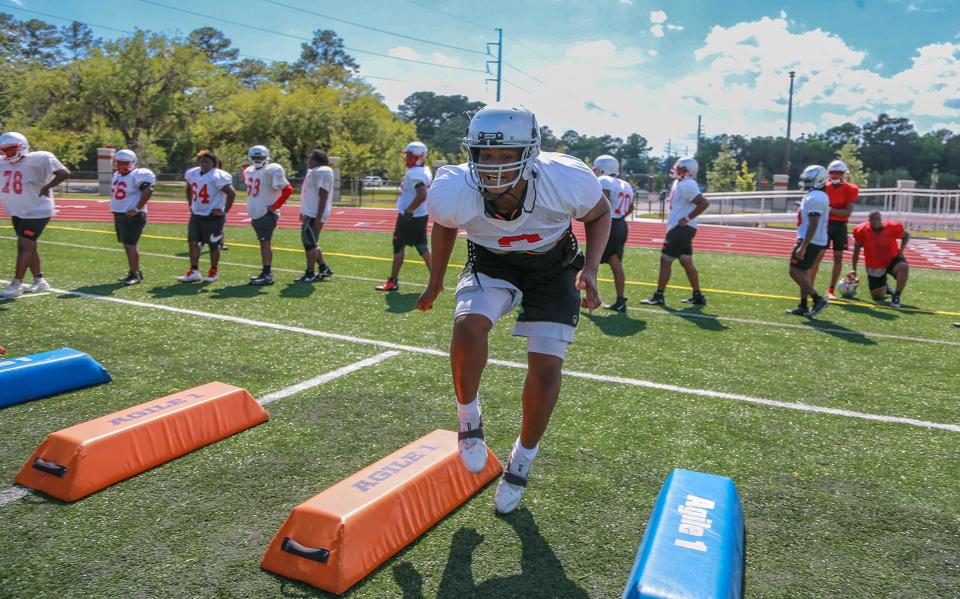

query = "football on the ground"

[{"left": 837, "top": 273, "right": 859, "bottom": 299}]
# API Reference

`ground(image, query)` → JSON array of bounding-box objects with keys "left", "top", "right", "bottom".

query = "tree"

[
  {"left": 836, "top": 139, "right": 867, "bottom": 187},
  {"left": 861, "top": 113, "right": 920, "bottom": 175},
  {"left": 735, "top": 160, "right": 755, "bottom": 191},
  {"left": 619, "top": 133, "right": 652, "bottom": 176},
  {"left": 19, "top": 19, "right": 63, "bottom": 66},
  {"left": 707, "top": 141, "right": 738, "bottom": 191},
  {"left": 398, "top": 92, "right": 483, "bottom": 157},
  {"left": 188, "top": 27, "right": 238, "bottom": 68},
  {"left": 293, "top": 29, "right": 359, "bottom": 87},
  {"left": 60, "top": 21, "right": 99, "bottom": 61},
  {"left": 234, "top": 58, "right": 270, "bottom": 89}
]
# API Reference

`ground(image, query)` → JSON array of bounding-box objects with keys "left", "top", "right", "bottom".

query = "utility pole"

[
  {"left": 784, "top": 70, "right": 796, "bottom": 175},
  {"left": 696, "top": 115, "right": 702, "bottom": 154},
  {"left": 486, "top": 28, "right": 503, "bottom": 102}
]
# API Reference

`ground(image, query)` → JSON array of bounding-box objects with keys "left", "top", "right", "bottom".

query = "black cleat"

[
  {"left": 119, "top": 272, "right": 142, "bottom": 286},
  {"left": 249, "top": 273, "right": 274, "bottom": 286},
  {"left": 806, "top": 297, "right": 829, "bottom": 318},
  {"left": 681, "top": 292, "right": 706, "bottom": 306},
  {"left": 640, "top": 292, "right": 665, "bottom": 305},
  {"left": 318, "top": 266, "right": 334, "bottom": 279},
  {"left": 786, "top": 304, "right": 808, "bottom": 315},
  {"left": 889, "top": 293, "right": 901, "bottom": 308},
  {"left": 604, "top": 298, "right": 627, "bottom": 313},
  {"left": 294, "top": 272, "right": 321, "bottom": 283}
]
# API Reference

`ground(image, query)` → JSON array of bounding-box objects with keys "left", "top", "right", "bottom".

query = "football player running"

[
  {"left": 296, "top": 149, "right": 334, "bottom": 282},
  {"left": 243, "top": 145, "right": 293, "bottom": 286},
  {"left": 787, "top": 165, "right": 830, "bottom": 317},
  {"left": 809, "top": 160, "right": 859, "bottom": 299},
  {"left": 641, "top": 157, "right": 709, "bottom": 306},
  {"left": 110, "top": 149, "right": 156, "bottom": 285},
  {"left": 593, "top": 154, "right": 634, "bottom": 312},
  {"left": 0, "top": 132, "right": 70, "bottom": 298},
  {"left": 851, "top": 211, "right": 910, "bottom": 308},
  {"left": 417, "top": 104, "right": 610, "bottom": 514},
  {"left": 375, "top": 141, "right": 432, "bottom": 291},
  {"left": 179, "top": 150, "right": 235, "bottom": 283}
]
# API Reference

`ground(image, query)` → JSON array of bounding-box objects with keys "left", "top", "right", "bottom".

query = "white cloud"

[
  {"left": 650, "top": 25, "right": 664, "bottom": 37},
  {"left": 388, "top": 46, "right": 421, "bottom": 61},
  {"left": 650, "top": 10, "right": 668, "bottom": 24},
  {"left": 907, "top": 1, "right": 944, "bottom": 12},
  {"left": 648, "top": 49, "right": 658, "bottom": 57},
  {"left": 430, "top": 53, "right": 462, "bottom": 68},
  {"left": 666, "top": 24, "right": 684, "bottom": 31},
  {"left": 619, "top": 0, "right": 633, "bottom": 4}
]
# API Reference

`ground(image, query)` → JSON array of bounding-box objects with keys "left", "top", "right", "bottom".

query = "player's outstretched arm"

[
  {"left": 417, "top": 223, "right": 459, "bottom": 312},
  {"left": 576, "top": 195, "right": 611, "bottom": 312}
]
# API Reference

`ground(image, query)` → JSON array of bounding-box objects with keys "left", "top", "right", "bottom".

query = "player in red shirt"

[
  {"left": 810, "top": 160, "right": 858, "bottom": 299},
  {"left": 851, "top": 211, "right": 910, "bottom": 308}
]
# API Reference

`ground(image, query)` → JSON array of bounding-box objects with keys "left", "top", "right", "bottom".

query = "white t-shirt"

[
  {"left": 0, "top": 151, "right": 66, "bottom": 218},
  {"left": 185, "top": 167, "right": 233, "bottom": 216},
  {"left": 615, "top": 179, "right": 635, "bottom": 219},
  {"left": 796, "top": 189, "right": 829, "bottom": 246},
  {"left": 110, "top": 168, "right": 157, "bottom": 213},
  {"left": 429, "top": 152, "right": 602, "bottom": 252},
  {"left": 300, "top": 165, "right": 334, "bottom": 222},
  {"left": 666, "top": 177, "right": 703, "bottom": 231},
  {"left": 598, "top": 174, "right": 619, "bottom": 217},
  {"left": 243, "top": 163, "right": 289, "bottom": 219},
  {"left": 396, "top": 165, "right": 432, "bottom": 217}
]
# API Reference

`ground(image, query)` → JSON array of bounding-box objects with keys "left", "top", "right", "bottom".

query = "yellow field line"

[{"left": 5, "top": 224, "right": 960, "bottom": 317}]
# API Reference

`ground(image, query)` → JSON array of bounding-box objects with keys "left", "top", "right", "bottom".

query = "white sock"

[
  {"left": 10, "top": 278, "right": 21, "bottom": 285},
  {"left": 456, "top": 397, "right": 482, "bottom": 432},
  {"left": 508, "top": 437, "right": 539, "bottom": 477}
]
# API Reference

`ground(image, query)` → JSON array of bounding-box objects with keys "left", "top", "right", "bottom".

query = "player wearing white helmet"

[
  {"left": 593, "top": 154, "right": 633, "bottom": 312},
  {"left": 295, "top": 148, "right": 335, "bottom": 282},
  {"left": 0, "top": 131, "right": 70, "bottom": 298},
  {"left": 787, "top": 165, "right": 830, "bottom": 317},
  {"left": 375, "top": 141, "right": 432, "bottom": 291},
  {"left": 243, "top": 145, "right": 293, "bottom": 286},
  {"left": 808, "top": 159, "right": 859, "bottom": 300},
  {"left": 110, "top": 149, "right": 156, "bottom": 285},
  {"left": 641, "top": 157, "right": 710, "bottom": 307},
  {"left": 179, "top": 149, "right": 236, "bottom": 283},
  {"left": 417, "top": 104, "right": 610, "bottom": 514}
]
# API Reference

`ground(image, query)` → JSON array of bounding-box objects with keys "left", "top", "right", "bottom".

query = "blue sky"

[{"left": 4, "top": 0, "right": 960, "bottom": 153}]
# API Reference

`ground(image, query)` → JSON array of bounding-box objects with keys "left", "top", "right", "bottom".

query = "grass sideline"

[{"left": 0, "top": 222, "right": 959, "bottom": 597}]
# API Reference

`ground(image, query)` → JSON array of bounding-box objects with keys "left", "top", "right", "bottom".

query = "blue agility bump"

[
  {"left": 0, "top": 348, "right": 111, "bottom": 408},
  {"left": 623, "top": 468, "right": 745, "bottom": 599}
]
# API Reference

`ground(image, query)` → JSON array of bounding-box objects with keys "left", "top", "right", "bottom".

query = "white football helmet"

[
  {"left": 671, "top": 156, "right": 698, "bottom": 180},
  {"left": 0, "top": 132, "right": 29, "bottom": 163},
  {"left": 248, "top": 145, "right": 269, "bottom": 169},
  {"left": 404, "top": 141, "right": 428, "bottom": 167},
  {"left": 827, "top": 160, "right": 848, "bottom": 173},
  {"left": 593, "top": 154, "right": 619, "bottom": 176},
  {"left": 799, "top": 165, "right": 828, "bottom": 190},
  {"left": 115, "top": 149, "right": 137, "bottom": 175},
  {"left": 463, "top": 104, "right": 540, "bottom": 191}
]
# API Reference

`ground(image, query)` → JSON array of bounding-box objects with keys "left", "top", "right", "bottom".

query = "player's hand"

[
  {"left": 401, "top": 210, "right": 414, "bottom": 221},
  {"left": 577, "top": 267, "right": 601, "bottom": 313},
  {"left": 210, "top": 208, "right": 223, "bottom": 216},
  {"left": 267, "top": 206, "right": 277, "bottom": 214},
  {"left": 679, "top": 217, "right": 689, "bottom": 227},
  {"left": 39, "top": 187, "right": 50, "bottom": 198},
  {"left": 125, "top": 209, "right": 140, "bottom": 217},
  {"left": 794, "top": 244, "right": 807, "bottom": 258},
  {"left": 416, "top": 283, "right": 443, "bottom": 312}
]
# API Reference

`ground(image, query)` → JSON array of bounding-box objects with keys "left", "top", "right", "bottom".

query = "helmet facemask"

[{"left": 0, "top": 143, "right": 25, "bottom": 164}]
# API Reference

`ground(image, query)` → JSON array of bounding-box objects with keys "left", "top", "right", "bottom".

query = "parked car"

[{"left": 363, "top": 176, "right": 383, "bottom": 187}]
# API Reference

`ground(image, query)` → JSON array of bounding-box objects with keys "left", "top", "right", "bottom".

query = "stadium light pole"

[{"left": 784, "top": 70, "right": 796, "bottom": 176}]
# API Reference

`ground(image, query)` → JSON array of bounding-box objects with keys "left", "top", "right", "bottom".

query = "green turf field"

[{"left": 1, "top": 222, "right": 959, "bottom": 598}]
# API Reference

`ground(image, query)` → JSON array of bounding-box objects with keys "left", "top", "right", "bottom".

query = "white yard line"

[
  {"left": 0, "top": 485, "right": 30, "bottom": 507},
  {"left": 27, "top": 284, "right": 960, "bottom": 435}
]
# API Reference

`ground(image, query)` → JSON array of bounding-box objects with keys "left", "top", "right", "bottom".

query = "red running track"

[{"left": 36, "top": 199, "right": 960, "bottom": 271}]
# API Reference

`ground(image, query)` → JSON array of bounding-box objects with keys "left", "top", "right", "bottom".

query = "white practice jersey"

[
  {"left": 110, "top": 168, "right": 156, "bottom": 213},
  {"left": 243, "top": 163, "right": 289, "bottom": 219},
  {"left": 615, "top": 179, "right": 635, "bottom": 219},
  {"left": 796, "top": 189, "right": 829, "bottom": 246},
  {"left": 666, "top": 177, "right": 703, "bottom": 230},
  {"left": 429, "top": 152, "right": 602, "bottom": 253},
  {"left": 0, "top": 151, "right": 66, "bottom": 219},
  {"left": 396, "top": 165, "right": 432, "bottom": 217},
  {"left": 300, "top": 165, "right": 334, "bottom": 222},
  {"left": 598, "top": 174, "right": 619, "bottom": 217},
  {"left": 185, "top": 167, "right": 233, "bottom": 216}
]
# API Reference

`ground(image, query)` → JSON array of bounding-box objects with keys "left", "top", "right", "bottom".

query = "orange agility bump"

[
  {"left": 261, "top": 429, "right": 502, "bottom": 594},
  {"left": 15, "top": 382, "right": 268, "bottom": 501}
]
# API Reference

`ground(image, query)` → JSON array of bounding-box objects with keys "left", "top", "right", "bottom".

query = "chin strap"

[{"left": 482, "top": 186, "right": 526, "bottom": 221}]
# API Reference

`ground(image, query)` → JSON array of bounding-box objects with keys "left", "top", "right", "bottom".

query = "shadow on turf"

[
  {"left": 209, "top": 284, "right": 271, "bottom": 299},
  {"left": 663, "top": 305, "right": 732, "bottom": 332},
  {"left": 58, "top": 282, "right": 127, "bottom": 298},
  {"left": 146, "top": 282, "right": 211, "bottom": 298},
  {"left": 383, "top": 292, "right": 420, "bottom": 314},
  {"left": 839, "top": 303, "right": 899, "bottom": 321},
  {"left": 801, "top": 318, "right": 877, "bottom": 345},
  {"left": 583, "top": 311, "right": 646, "bottom": 337},
  {"left": 280, "top": 281, "right": 318, "bottom": 299}
]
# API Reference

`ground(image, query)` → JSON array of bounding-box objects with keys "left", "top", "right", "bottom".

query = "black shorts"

[
  {"left": 301, "top": 216, "right": 320, "bottom": 250},
  {"left": 867, "top": 255, "right": 907, "bottom": 290},
  {"left": 113, "top": 212, "right": 147, "bottom": 245},
  {"left": 188, "top": 213, "right": 226, "bottom": 245},
  {"left": 662, "top": 225, "right": 696, "bottom": 259},
  {"left": 11, "top": 216, "right": 50, "bottom": 241},
  {"left": 468, "top": 229, "right": 585, "bottom": 328},
  {"left": 393, "top": 214, "right": 428, "bottom": 254},
  {"left": 826, "top": 220, "right": 849, "bottom": 252},
  {"left": 789, "top": 241, "right": 826, "bottom": 271},
  {"left": 252, "top": 212, "right": 279, "bottom": 242},
  {"left": 601, "top": 218, "right": 628, "bottom": 264}
]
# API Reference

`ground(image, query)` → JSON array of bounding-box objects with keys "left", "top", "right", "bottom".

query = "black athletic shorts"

[
  {"left": 113, "top": 212, "right": 147, "bottom": 245},
  {"left": 252, "top": 212, "right": 279, "bottom": 242},
  {"left": 601, "top": 218, "right": 628, "bottom": 264},
  {"left": 467, "top": 228, "right": 585, "bottom": 328},
  {"left": 662, "top": 225, "right": 696, "bottom": 259},
  {"left": 790, "top": 241, "right": 826, "bottom": 271},
  {"left": 867, "top": 254, "right": 907, "bottom": 290},
  {"left": 393, "top": 213, "right": 428, "bottom": 254},
  {"left": 301, "top": 216, "right": 320, "bottom": 250},
  {"left": 826, "top": 220, "right": 849, "bottom": 252},
  {"left": 188, "top": 213, "right": 226, "bottom": 245},
  {"left": 11, "top": 216, "right": 50, "bottom": 241}
]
